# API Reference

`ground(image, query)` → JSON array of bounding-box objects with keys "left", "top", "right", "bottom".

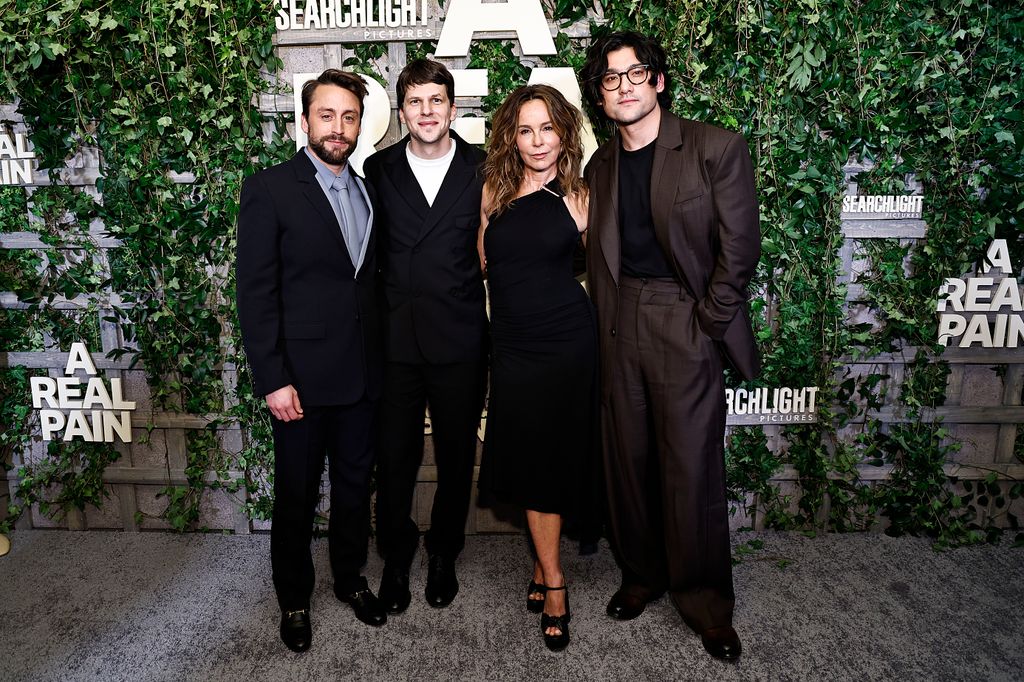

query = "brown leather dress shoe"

[
  {"left": 700, "top": 625, "right": 742, "bottom": 661},
  {"left": 606, "top": 589, "right": 648, "bottom": 620}
]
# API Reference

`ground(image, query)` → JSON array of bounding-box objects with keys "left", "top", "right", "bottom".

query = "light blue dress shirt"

[{"left": 304, "top": 147, "right": 372, "bottom": 271}]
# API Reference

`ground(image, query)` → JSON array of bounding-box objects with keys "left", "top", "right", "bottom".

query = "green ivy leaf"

[{"left": 994, "top": 130, "right": 1014, "bottom": 145}]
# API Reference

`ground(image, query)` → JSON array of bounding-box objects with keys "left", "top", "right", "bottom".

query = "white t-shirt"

[{"left": 406, "top": 138, "right": 457, "bottom": 206}]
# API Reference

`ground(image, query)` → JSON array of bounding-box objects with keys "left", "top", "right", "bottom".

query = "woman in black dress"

[{"left": 477, "top": 84, "right": 594, "bottom": 652}]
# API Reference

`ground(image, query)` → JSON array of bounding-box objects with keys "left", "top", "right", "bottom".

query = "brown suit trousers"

[{"left": 604, "top": 276, "right": 734, "bottom": 631}]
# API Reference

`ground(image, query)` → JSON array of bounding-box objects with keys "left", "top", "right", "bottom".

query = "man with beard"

[
  {"left": 580, "top": 33, "right": 761, "bottom": 660},
  {"left": 362, "top": 59, "right": 487, "bottom": 613},
  {"left": 236, "top": 69, "right": 387, "bottom": 653}
]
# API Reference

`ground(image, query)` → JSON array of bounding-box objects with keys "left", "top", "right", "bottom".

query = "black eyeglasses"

[{"left": 597, "top": 64, "right": 651, "bottom": 91}]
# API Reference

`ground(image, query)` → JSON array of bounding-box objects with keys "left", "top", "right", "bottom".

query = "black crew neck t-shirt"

[{"left": 618, "top": 140, "right": 676, "bottom": 278}]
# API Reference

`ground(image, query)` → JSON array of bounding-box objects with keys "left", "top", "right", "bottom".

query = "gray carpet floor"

[{"left": 0, "top": 530, "right": 1021, "bottom": 681}]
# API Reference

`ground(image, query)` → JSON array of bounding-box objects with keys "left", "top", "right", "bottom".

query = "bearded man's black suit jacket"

[{"left": 236, "top": 150, "right": 383, "bottom": 610}]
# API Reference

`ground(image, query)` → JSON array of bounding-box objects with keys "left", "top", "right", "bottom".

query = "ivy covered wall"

[{"left": 0, "top": 0, "right": 1021, "bottom": 546}]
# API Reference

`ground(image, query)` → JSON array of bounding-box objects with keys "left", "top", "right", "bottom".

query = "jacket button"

[{"left": 610, "top": 328, "right": 616, "bottom": 336}]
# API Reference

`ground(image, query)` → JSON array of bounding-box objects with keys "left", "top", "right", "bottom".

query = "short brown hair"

[
  {"left": 397, "top": 59, "right": 455, "bottom": 106},
  {"left": 301, "top": 69, "right": 369, "bottom": 118}
]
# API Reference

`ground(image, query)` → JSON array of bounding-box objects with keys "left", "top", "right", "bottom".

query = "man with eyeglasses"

[{"left": 580, "top": 32, "right": 761, "bottom": 661}]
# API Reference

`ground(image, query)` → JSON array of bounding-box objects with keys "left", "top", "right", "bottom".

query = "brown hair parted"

[
  {"left": 483, "top": 84, "right": 588, "bottom": 218},
  {"left": 397, "top": 59, "right": 456, "bottom": 106},
  {"left": 300, "top": 69, "right": 369, "bottom": 118}
]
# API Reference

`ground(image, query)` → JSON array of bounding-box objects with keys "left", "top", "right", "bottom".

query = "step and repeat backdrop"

[{"left": 0, "top": 0, "right": 1021, "bottom": 544}]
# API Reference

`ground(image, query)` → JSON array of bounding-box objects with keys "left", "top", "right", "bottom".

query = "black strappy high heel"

[{"left": 541, "top": 585, "right": 571, "bottom": 651}]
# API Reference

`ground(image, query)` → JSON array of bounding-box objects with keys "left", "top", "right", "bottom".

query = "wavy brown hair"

[{"left": 483, "top": 84, "right": 588, "bottom": 217}]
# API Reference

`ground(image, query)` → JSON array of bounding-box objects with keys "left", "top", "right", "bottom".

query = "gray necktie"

[{"left": 331, "top": 175, "right": 361, "bottom": 265}]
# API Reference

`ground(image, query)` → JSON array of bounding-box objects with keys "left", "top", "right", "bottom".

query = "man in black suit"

[
  {"left": 362, "top": 59, "right": 488, "bottom": 612},
  {"left": 236, "top": 69, "right": 388, "bottom": 653}
]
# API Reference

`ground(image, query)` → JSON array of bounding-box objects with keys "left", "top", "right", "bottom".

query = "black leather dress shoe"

[
  {"left": 606, "top": 589, "right": 648, "bottom": 620},
  {"left": 279, "top": 609, "right": 311, "bottom": 653},
  {"left": 700, "top": 626, "right": 742, "bottom": 661},
  {"left": 378, "top": 566, "right": 412, "bottom": 614},
  {"left": 424, "top": 554, "right": 459, "bottom": 608},
  {"left": 337, "top": 588, "right": 387, "bottom": 627}
]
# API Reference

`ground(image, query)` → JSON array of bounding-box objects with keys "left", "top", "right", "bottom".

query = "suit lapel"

[
  {"left": 650, "top": 111, "right": 699, "bottom": 298},
  {"left": 293, "top": 152, "right": 350, "bottom": 256},
  {"left": 593, "top": 140, "right": 621, "bottom": 286},
  {"left": 385, "top": 142, "right": 430, "bottom": 221},
  {"left": 650, "top": 111, "right": 682, "bottom": 248},
  {"left": 415, "top": 132, "right": 477, "bottom": 244},
  {"left": 417, "top": 148, "right": 474, "bottom": 244}
]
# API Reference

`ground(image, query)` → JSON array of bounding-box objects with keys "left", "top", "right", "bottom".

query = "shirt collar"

[{"left": 304, "top": 146, "right": 351, "bottom": 187}]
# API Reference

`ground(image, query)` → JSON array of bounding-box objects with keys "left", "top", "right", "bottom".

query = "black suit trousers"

[
  {"left": 270, "top": 399, "right": 376, "bottom": 611},
  {"left": 603, "top": 277, "right": 735, "bottom": 631},
  {"left": 375, "top": 358, "right": 487, "bottom": 568}
]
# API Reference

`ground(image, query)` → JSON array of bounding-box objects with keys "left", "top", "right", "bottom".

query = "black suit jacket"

[
  {"left": 585, "top": 109, "right": 762, "bottom": 384},
  {"left": 363, "top": 131, "right": 488, "bottom": 364},
  {"left": 236, "top": 151, "right": 383, "bottom": 406}
]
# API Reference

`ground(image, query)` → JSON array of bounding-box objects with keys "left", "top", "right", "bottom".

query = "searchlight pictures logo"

[
  {"left": 274, "top": 0, "right": 435, "bottom": 39},
  {"left": 726, "top": 386, "right": 819, "bottom": 424},
  {"left": 840, "top": 194, "right": 923, "bottom": 220}
]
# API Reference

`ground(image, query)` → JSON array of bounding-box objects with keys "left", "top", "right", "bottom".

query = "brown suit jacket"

[{"left": 584, "top": 109, "right": 762, "bottom": 387}]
